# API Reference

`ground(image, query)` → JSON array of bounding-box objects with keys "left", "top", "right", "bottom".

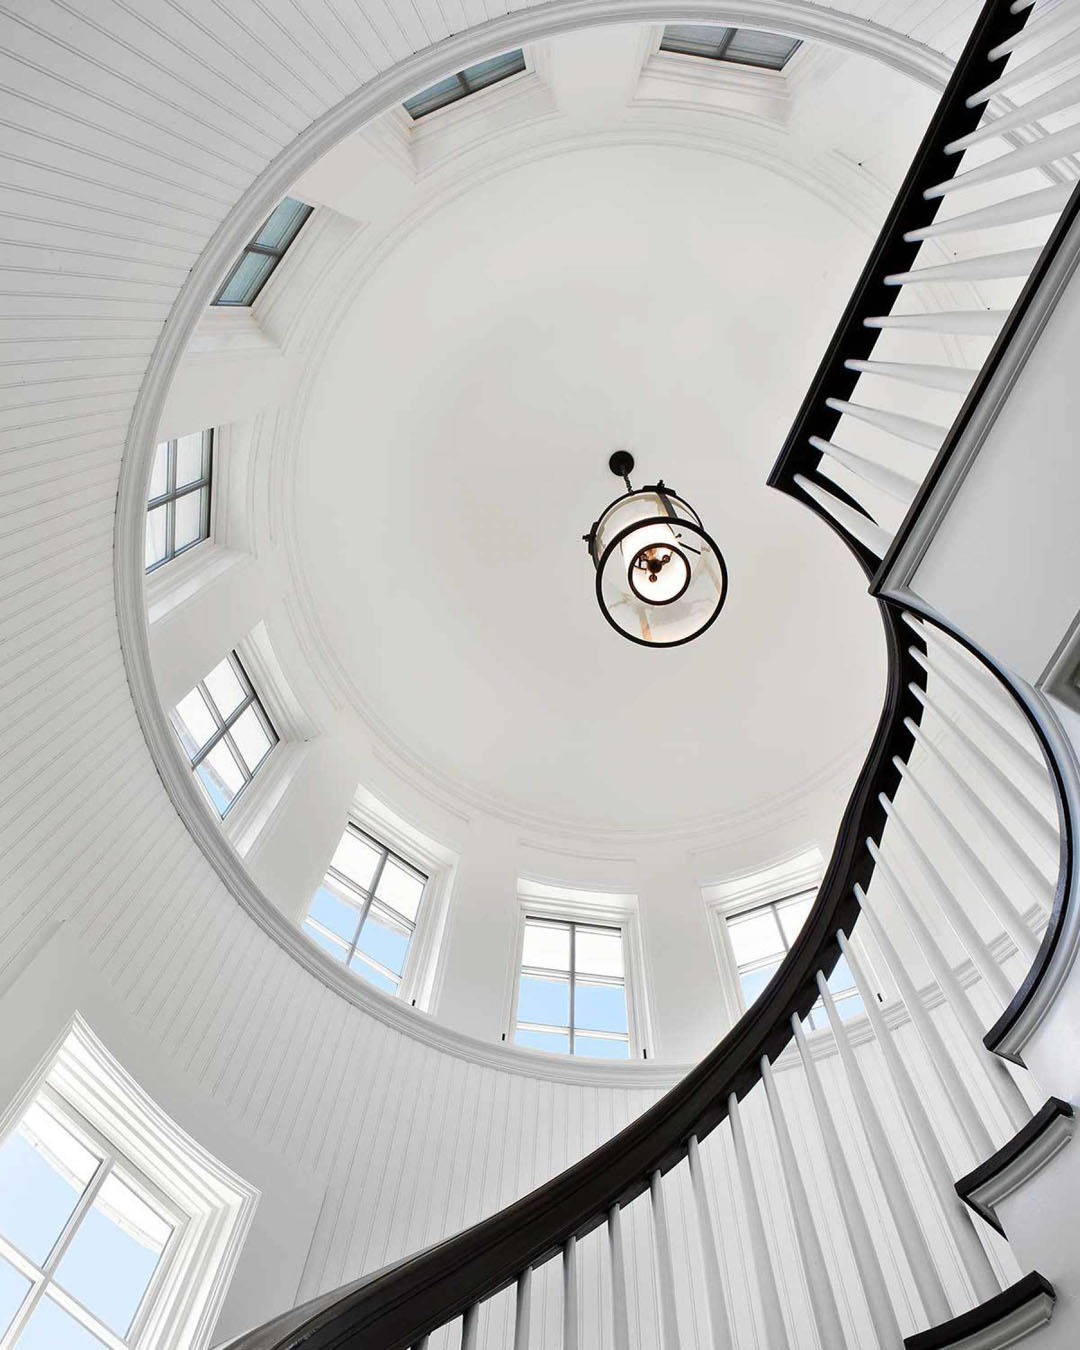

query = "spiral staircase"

[{"left": 218, "top": 0, "right": 1080, "bottom": 1345}]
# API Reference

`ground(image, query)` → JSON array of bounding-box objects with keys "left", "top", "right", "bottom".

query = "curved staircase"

[{"left": 225, "top": 0, "right": 1080, "bottom": 1343}]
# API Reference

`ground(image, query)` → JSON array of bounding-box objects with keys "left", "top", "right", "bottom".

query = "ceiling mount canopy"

[{"left": 585, "top": 453, "right": 728, "bottom": 648}]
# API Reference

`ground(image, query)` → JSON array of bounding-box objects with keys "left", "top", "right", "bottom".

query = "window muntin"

[
  {"left": 659, "top": 24, "right": 801, "bottom": 70},
  {"left": 145, "top": 430, "right": 212, "bottom": 572},
  {"left": 726, "top": 892, "right": 863, "bottom": 1030},
  {"left": 0, "top": 1089, "right": 178, "bottom": 1349},
  {"left": 514, "top": 918, "right": 630, "bottom": 1059},
  {"left": 170, "top": 653, "right": 278, "bottom": 818},
  {"left": 403, "top": 49, "right": 526, "bottom": 120},
  {"left": 303, "top": 825, "right": 428, "bottom": 996},
  {"left": 212, "top": 197, "right": 313, "bottom": 307}
]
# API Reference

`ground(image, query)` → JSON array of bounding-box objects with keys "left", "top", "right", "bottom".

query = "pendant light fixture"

[{"left": 584, "top": 452, "right": 728, "bottom": 647}]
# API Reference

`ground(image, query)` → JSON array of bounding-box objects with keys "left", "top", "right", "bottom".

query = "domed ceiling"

[{"left": 289, "top": 137, "right": 886, "bottom": 838}]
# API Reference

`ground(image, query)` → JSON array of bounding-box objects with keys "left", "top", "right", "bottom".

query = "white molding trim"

[
  {"left": 918, "top": 1289, "right": 1055, "bottom": 1350},
  {"left": 112, "top": 0, "right": 966, "bottom": 1086}
]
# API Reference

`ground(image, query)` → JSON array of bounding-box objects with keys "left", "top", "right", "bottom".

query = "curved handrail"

[{"left": 224, "top": 0, "right": 1060, "bottom": 1344}]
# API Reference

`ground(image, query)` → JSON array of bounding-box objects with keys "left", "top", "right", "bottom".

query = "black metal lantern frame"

[{"left": 584, "top": 453, "right": 728, "bottom": 648}]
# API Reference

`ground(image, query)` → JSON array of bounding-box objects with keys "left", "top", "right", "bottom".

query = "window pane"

[
  {"left": 171, "top": 688, "right": 217, "bottom": 760},
  {"left": 14, "top": 1295, "right": 108, "bottom": 1350},
  {"left": 174, "top": 431, "right": 207, "bottom": 488},
  {"left": 777, "top": 894, "right": 814, "bottom": 945},
  {"left": 660, "top": 23, "right": 733, "bottom": 56},
  {"left": 331, "top": 831, "right": 381, "bottom": 891},
  {"left": 216, "top": 250, "right": 275, "bottom": 306},
  {"left": 827, "top": 954, "right": 855, "bottom": 996},
  {"left": 832, "top": 990, "right": 866, "bottom": 1020},
  {"left": 355, "top": 903, "right": 410, "bottom": 976},
  {"left": 195, "top": 739, "right": 245, "bottom": 816},
  {"left": 348, "top": 954, "right": 398, "bottom": 995},
  {"left": 514, "top": 1028, "right": 569, "bottom": 1055},
  {"left": 0, "top": 1102, "right": 100, "bottom": 1267},
  {"left": 727, "top": 909, "right": 784, "bottom": 965},
  {"left": 375, "top": 858, "right": 424, "bottom": 922},
  {"left": 522, "top": 921, "right": 570, "bottom": 972},
  {"left": 462, "top": 49, "right": 525, "bottom": 91},
  {"left": 516, "top": 974, "right": 569, "bottom": 1028},
  {"left": 724, "top": 30, "right": 800, "bottom": 68},
  {"left": 739, "top": 960, "right": 781, "bottom": 1008},
  {"left": 0, "top": 1255, "right": 30, "bottom": 1337},
  {"left": 55, "top": 1170, "right": 171, "bottom": 1337},
  {"left": 302, "top": 919, "right": 349, "bottom": 963},
  {"left": 230, "top": 706, "right": 272, "bottom": 774},
  {"left": 148, "top": 441, "right": 169, "bottom": 501},
  {"left": 403, "top": 72, "right": 464, "bottom": 119},
  {"left": 574, "top": 980, "right": 627, "bottom": 1034},
  {"left": 145, "top": 505, "right": 168, "bottom": 569},
  {"left": 173, "top": 489, "right": 205, "bottom": 552},
  {"left": 203, "top": 658, "right": 246, "bottom": 721},
  {"left": 575, "top": 928, "right": 623, "bottom": 978},
  {"left": 254, "top": 198, "right": 309, "bottom": 250},
  {"left": 574, "top": 1036, "right": 630, "bottom": 1060},
  {"left": 307, "top": 885, "right": 360, "bottom": 945}
]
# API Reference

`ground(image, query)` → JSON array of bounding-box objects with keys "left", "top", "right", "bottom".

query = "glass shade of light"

[{"left": 591, "top": 488, "right": 726, "bottom": 647}]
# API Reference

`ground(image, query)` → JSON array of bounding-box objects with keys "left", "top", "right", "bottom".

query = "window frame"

[
  {"left": 211, "top": 198, "right": 313, "bottom": 307},
  {"left": 303, "top": 823, "right": 429, "bottom": 999},
  {"left": 658, "top": 23, "right": 802, "bottom": 71},
  {"left": 509, "top": 910, "right": 640, "bottom": 1060},
  {"left": 720, "top": 889, "right": 868, "bottom": 1032},
  {"left": 145, "top": 429, "right": 213, "bottom": 574},
  {"left": 0, "top": 1085, "right": 185, "bottom": 1350},
  {"left": 172, "top": 652, "right": 279, "bottom": 819},
  {"left": 402, "top": 48, "right": 528, "bottom": 121}
]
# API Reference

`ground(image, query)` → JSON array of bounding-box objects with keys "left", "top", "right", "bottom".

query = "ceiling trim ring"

[{"left": 114, "top": 0, "right": 958, "bottom": 1073}]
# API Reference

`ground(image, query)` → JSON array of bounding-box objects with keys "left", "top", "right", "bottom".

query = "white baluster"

[
  {"left": 811, "top": 437, "right": 920, "bottom": 504},
  {"left": 989, "top": 8, "right": 1080, "bottom": 61},
  {"left": 728, "top": 1093, "right": 791, "bottom": 1350},
  {"left": 839, "top": 931, "right": 1000, "bottom": 1302},
  {"left": 906, "top": 718, "right": 1055, "bottom": 897},
  {"left": 760, "top": 1059, "right": 848, "bottom": 1347},
  {"left": 825, "top": 397, "right": 945, "bottom": 449},
  {"left": 969, "top": 33, "right": 1080, "bottom": 108},
  {"left": 650, "top": 1170, "right": 682, "bottom": 1350},
  {"left": 904, "top": 184, "right": 1072, "bottom": 238},
  {"left": 896, "top": 758, "right": 1039, "bottom": 960},
  {"left": 865, "top": 311, "right": 1007, "bottom": 336},
  {"left": 930, "top": 124, "right": 1080, "bottom": 194},
  {"left": 844, "top": 359, "right": 976, "bottom": 393},
  {"left": 949, "top": 85, "right": 1080, "bottom": 153},
  {"left": 885, "top": 248, "right": 1041, "bottom": 285},
  {"left": 912, "top": 685, "right": 1058, "bottom": 854},
  {"left": 687, "top": 1136, "right": 735, "bottom": 1350},
  {"left": 856, "top": 886, "right": 995, "bottom": 1159},
  {"left": 461, "top": 1302, "right": 479, "bottom": 1350},
  {"left": 607, "top": 1205, "right": 630, "bottom": 1350},
  {"left": 514, "top": 1267, "right": 532, "bottom": 1350},
  {"left": 792, "top": 475, "right": 893, "bottom": 557},
  {"left": 792, "top": 1015, "right": 903, "bottom": 1347},
  {"left": 563, "top": 1236, "right": 578, "bottom": 1350},
  {"left": 817, "top": 972, "right": 952, "bottom": 1324},
  {"left": 881, "top": 794, "right": 1015, "bottom": 1006},
  {"left": 866, "top": 843, "right": 1031, "bottom": 1132},
  {"left": 911, "top": 647, "right": 1049, "bottom": 807},
  {"left": 902, "top": 615, "right": 1019, "bottom": 728}
]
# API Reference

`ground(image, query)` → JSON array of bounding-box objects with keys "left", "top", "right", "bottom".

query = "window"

[
  {"left": 303, "top": 825, "right": 427, "bottom": 997},
  {"left": 659, "top": 24, "right": 801, "bottom": 70},
  {"left": 726, "top": 892, "right": 863, "bottom": 1030},
  {"left": 403, "top": 49, "right": 526, "bottom": 120},
  {"left": 0, "top": 1087, "right": 179, "bottom": 1349},
  {"left": 513, "top": 918, "right": 630, "bottom": 1059},
  {"left": 212, "top": 197, "right": 312, "bottom": 306},
  {"left": 170, "top": 652, "right": 278, "bottom": 818},
  {"left": 145, "top": 429, "right": 212, "bottom": 572}
]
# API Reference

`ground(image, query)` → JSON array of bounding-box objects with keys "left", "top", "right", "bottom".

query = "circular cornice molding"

[{"left": 114, "top": 0, "right": 957, "bottom": 1080}]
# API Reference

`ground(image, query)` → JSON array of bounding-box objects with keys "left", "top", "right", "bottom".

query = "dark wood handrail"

[{"left": 226, "top": 0, "right": 1047, "bottom": 1343}]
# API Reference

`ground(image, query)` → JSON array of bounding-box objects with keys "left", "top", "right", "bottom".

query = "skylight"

[
  {"left": 659, "top": 24, "right": 801, "bottom": 70},
  {"left": 403, "top": 49, "right": 526, "bottom": 120},
  {"left": 212, "top": 197, "right": 312, "bottom": 306}
]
